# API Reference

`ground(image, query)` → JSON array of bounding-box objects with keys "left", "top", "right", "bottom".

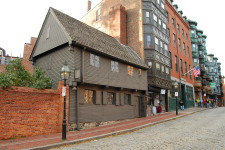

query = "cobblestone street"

[{"left": 53, "top": 107, "right": 225, "bottom": 150}]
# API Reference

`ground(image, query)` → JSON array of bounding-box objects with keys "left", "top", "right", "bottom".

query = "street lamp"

[
  {"left": 173, "top": 81, "right": 179, "bottom": 115},
  {"left": 60, "top": 61, "right": 71, "bottom": 140}
]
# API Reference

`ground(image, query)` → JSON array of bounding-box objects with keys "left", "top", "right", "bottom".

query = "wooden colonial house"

[{"left": 30, "top": 8, "right": 148, "bottom": 129}]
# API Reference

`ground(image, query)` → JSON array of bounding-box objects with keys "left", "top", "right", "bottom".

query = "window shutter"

[
  {"left": 120, "top": 93, "right": 124, "bottom": 105},
  {"left": 102, "top": 91, "right": 107, "bottom": 105},
  {"left": 116, "top": 93, "right": 120, "bottom": 106},
  {"left": 95, "top": 90, "right": 102, "bottom": 105},
  {"left": 79, "top": 88, "right": 85, "bottom": 104},
  {"left": 131, "top": 94, "right": 135, "bottom": 106}
]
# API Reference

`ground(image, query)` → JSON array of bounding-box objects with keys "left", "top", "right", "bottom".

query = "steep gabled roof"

[{"left": 50, "top": 8, "right": 147, "bottom": 69}]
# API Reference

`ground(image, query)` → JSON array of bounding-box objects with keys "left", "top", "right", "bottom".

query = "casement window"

[
  {"left": 175, "top": 55, "right": 178, "bottom": 72},
  {"left": 156, "top": 63, "right": 160, "bottom": 70},
  {"left": 177, "top": 24, "right": 180, "bottom": 33},
  {"left": 166, "top": 67, "right": 169, "bottom": 74},
  {"left": 158, "top": 19, "right": 162, "bottom": 26},
  {"left": 164, "top": 44, "right": 168, "bottom": 51},
  {"left": 185, "top": 62, "right": 187, "bottom": 77},
  {"left": 161, "top": 3, "right": 165, "bottom": 9},
  {"left": 153, "top": 14, "right": 158, "bottom": 22},
  {"left": 172, "top": 18, "right": 175, "bottom": 28},
  {"left": 161, "top": 65, "right": 165, "bottom": 72},
  {"left": 193, "top": 58, "right": 198, "bottom": 63},
  {"left": 160, "top": 41, "right": 163, "bottom": 50},
  {"left": 138, "top": 69, "right": 142, "bottom": 75},
  {"left": 155, "top": 37, "right": 159, "bottom": 50},
  {"left": 145, "top": 11, "right": 150, "bottom": 23},
  {"left": 107, "top": 92, "right": 116, "bottom": 105},
  {"left": 178, "top": 38, "right": 181, "bottom": 50},
  {"left": 111, "top": 61, "right": 119, "bottom": 72},
  {"left": 84, "top": 90, "right": 95, "bottom": 104},
  {"left": 192, "top": 44, "right": 197, "bottom": 51},
  {"left": 128, "top": 65, "right": 134, "bottom": 76},
  {"left": 180, "top": 59, "right": 183, "bottom": 74},
  {"left": 190, "top": 30, "right": 196, "bottom": 38},
  {"left": 183, "top": 43, "right": 186, "bottom": 55},
  {"left": 173, "top": 34, "right": 176, "bottom": 47},
  {"left": 162, "top": 23, "right": 166, "bottom": 30},
  {"left": 154, "top": 37, "right": 159, "bottom": 45},
  {"left": 187, "top": 46, "right": 190, "bottom": 58},
  {"left": 90, "top": 54, "right": 100, "bottom": 67},
  {"left": 146, "top": 35, "right": 151, "bottom": 48},
  {"left": 124, "top": 94, "right": 131, "bottom": 105},
  {"left": 157, "top": 0, "right": 160, "bottom": 4},
  {"left": 96, "top": 8, "right": 101, "bottom": 21}
]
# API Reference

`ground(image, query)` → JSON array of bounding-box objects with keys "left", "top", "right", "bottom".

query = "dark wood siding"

[
  {"left": 83, "top": 51, "right": 147, "bottom": 91},
  {"left": 34, "top": 46, "right": 81, "bottom": 89},
  {"left": 33, "top": 13, "right": 69, "bottom": 57},
  {"left": 70, "top": 85, "right": 141, "bottom": 123}
]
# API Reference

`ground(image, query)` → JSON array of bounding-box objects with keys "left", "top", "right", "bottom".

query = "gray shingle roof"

[{"left": 51, "top": 8, "right": 148, "bottom": 69}]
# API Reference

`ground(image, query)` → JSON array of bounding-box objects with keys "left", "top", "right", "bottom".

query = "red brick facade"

[
  {"left": 0, "top": 82, "right": 70, "bottom": 140},
  {"left": 81, "top": 0, "right": 144, "bottom": 59},
  {"left": 22, "top": 37, "right": 36, "bottom": 73},
  {"left": 109, "top": 4, "right": 127, "bottom": 45},
  {"left": 166, "top": 1, "right": 194, "bottom": 85}
]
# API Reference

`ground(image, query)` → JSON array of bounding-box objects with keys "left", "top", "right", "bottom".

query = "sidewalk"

[{"left": 0, "top": 107, "right": 207, "bottom": 150}]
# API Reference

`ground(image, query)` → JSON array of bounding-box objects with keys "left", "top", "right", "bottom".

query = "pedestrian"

[
  {"left": 200, "top": 99, "right": 203, "bottom": 108},
  {"left": 203, "top": 99, "right": 206, "bottom": 108},
  {"left": 179, "top": 100, "right": 184, "bottom": 110},
  {"left": 206, "top": 99, "right": 210, "bottom": 108}
]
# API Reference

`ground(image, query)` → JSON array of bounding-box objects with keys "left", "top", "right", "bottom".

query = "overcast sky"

[{"left": 0, "top": 0, "right": 224, "bottom": 75}]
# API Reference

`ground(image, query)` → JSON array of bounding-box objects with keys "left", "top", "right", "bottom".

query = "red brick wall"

[
  {"left": 166, "top": 1, "right": 194, "bottom": 85},
  {"left": 81, "top": 0, "right": 144, "bottom": 59},
  {"left": 0, "top": 82, "right": 70, "bottom": 140},
  {"left": 109, "top": 4, "right": 127, "bottom": 45},
  {"left": 22, "top": 37, "right": 37, "bottom": 73}
]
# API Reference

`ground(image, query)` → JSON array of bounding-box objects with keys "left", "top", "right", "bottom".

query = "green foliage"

[
  {"left": 0, "top": 59, "right": 52, "bottom": 89},
  {"left": 0, "top": 73, "right": 12, "bottom": 89},
  {"left": 5, "top": 59, "right": 31, "bottom": 87},
  {"left": 31, "top": 67, "right": 52, "bottom": 89}
]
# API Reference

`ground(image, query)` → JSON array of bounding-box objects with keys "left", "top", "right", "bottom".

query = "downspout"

[{"left": 76, "top": 46, "right": 85, "bottom": 130}]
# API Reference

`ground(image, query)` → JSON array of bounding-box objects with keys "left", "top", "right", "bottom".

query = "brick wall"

[
  {"left": 81, "top": 0, "right": 144, "bottom": 59},
  {"left": 22, "top": 37, "right": 37, "bottom": 73},
  {"left": 0, "top": 82, "right": 70, "bottom": 140},
  {"left": 166, "top": 1, "right": 194, "bottom": 85}
]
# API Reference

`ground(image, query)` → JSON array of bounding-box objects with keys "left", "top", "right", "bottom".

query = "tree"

[{"left": 0, "top": 59, "right": 52, "bottom": 89}]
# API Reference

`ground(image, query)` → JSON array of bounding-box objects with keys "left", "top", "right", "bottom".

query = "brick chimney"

[
  {"left": 87, "top": 0, "right": 92, "bottom": 12},
  {"left": 109, "top": 5, "right": 127, "bottom": 45},
  {"left": 22, "top": 37, "right": 37, "bottom": 73}
]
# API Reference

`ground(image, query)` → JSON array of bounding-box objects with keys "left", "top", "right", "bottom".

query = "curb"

[{"left": 27, "top": 108, "right": 207, "bottom": 150}]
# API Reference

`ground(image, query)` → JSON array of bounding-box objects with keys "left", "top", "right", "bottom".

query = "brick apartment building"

[
  {"left": 166, "top": 0, "right": 195, "bottom": 110},
  {"left": 82, "top": 0, "right": 172, "bottom": 112}
]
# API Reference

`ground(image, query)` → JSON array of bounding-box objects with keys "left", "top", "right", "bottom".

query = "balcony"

[
  {"left": 199, "top": 54, "right": 204, "bottom": 59},
  {"left": 191, "top": 38, "right": 198, "bottom": 43},
  {"left": 190, "top": 24, "right": 197, "bottom": 30},
  {"left": 198, "top": 45, "right": 205, "bottom": 50},
  {"left": 192, "top": 52, "right": 199, "bottom": 58}
]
